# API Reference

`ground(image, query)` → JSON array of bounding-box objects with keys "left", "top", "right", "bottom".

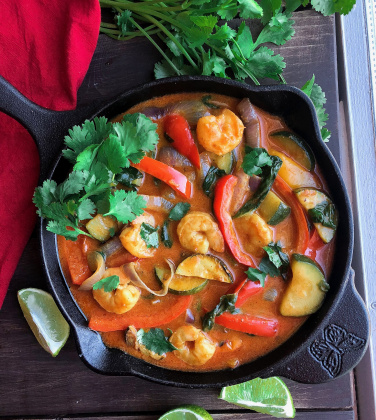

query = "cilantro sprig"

[
  {"left": 33, "top": 113, "right": 158, "bottom": 240},
  {"left": 137, "top": 328, "right": 177, "bottom": 355},
  {"left": 93, "top": 275, "right": 120, "bottom": 292}
]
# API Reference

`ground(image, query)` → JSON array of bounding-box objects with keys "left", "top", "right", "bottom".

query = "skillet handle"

[
  {"left": 274, "top": 268, "right": 369, "bottom": 383},
  {"left": 0, "top": 75, "right": 102, "bottom": 181}
]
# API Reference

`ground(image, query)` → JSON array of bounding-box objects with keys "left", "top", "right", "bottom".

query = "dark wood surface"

[{"left": 0, "top": 10, "right": 356, "bottom": 419}]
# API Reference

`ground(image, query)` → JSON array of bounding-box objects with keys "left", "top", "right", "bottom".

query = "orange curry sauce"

[{"left": 58, "top": 92, "right": 335, "bottom": 372}]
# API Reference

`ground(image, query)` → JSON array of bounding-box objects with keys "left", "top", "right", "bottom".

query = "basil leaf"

[
  {"left": 115, "top": 167, "right": 143, "bottom": 189},
  {"left": 263, "top": 242, "right": 290, "bottom": 280},
  {"left": 202, "top": 293, "right": 239, "bottom": 331},
  {"left": 140, "top": 222, "right": 159, "bottom": 248},
  {"left": 161, "top": 220, "right": 173, "bottom": 248},
  {"left": 169, "top": 202, "right": 191, "bottom": 221},
  {"left": 308, "top": 202, "right": 337, "bottom": 229},
  {"left": 203, "top": 166, "right": 226, "bottom": 197},
  {"left": 259, "top": 257, "right": 281, "bottom": 278},
  {"left": 245, "top": 267, "right": 267, "bottom": 287},
  {"left": 202, "top": 95, "right": 220, "bottom": 109}
]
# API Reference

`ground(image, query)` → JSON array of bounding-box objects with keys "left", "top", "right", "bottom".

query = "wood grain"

[{"left": 0, "top": 9, "right": 355, "bottom": 419}]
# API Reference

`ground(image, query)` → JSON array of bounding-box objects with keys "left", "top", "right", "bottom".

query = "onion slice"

[
  {"left": 79, "top": 251, "right": 106, "bottom": 291},
  {"left": 139, "top": 195, "right": 174, "bottom": 214},
  {"left": 99, "top": 237, "right": 123, "bottom": 259},
  {"left": 123, "top": 260, "right": 175, "bottom": 296}
]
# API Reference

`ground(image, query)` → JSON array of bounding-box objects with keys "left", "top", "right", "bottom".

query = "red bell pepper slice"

[
  {"left": 214, "top": 175, "right": 256, "bottom": 267},
  {"left": 164, "top": 114, "right": 201, "bottom": 169},
  {"left": 274, "top": 175, "right": 309, "bottom": 254},
  {"left": 305, "top": 229, "right": 325, "bottom": 259},
  {"left": 62, "top": 235, "right": 93, "bottom": 285},
  {"left": 215, "top": 312, "right": 278, "bottom": 337},
  {"left": 226, "top": 278, "right": 263, "bottom": 308},
  {"left": 89, "top": 295, "right": 192, "bottom": 332},
  {"left": 133, "top": 156, "right": 192, "bottom": 199}
]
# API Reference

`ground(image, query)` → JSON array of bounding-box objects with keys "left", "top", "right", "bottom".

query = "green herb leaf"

[
  {"left": 308, "top": 202, "right": 337, "bottom": 229},
  {"left": 202, "top": 95, "right": 220, "bottom": 109},
  {"left": 259, "top": 256, "right": 281, "bottom": 277},
  {"left": 255, "top": 11, "right": 295, "bottom": 48},
  {"left": 238, "top": 0, "right": 264, "bottom": 19},
  {"left": 169, "top": 202, "right": 191, "bottom": 221},
  {"left": 115, "top": 167, "right": 143, "bottom": 189},
  {"left": 203, "top": 166, "right": 227, "bottom": 196},
  {"left": 311, "top": 0, "right": 356, "bottom": 16},
  {"left": 245, "top": 47, "right": 286, "bottom": 81},
  {"left": 245, "top": 267, "right": 267, "bottom": 287},
  {"left": 137, "top": 328, "right": 177, "bottom": 355},
  {"left": 242, "top": 147, "right": 273, "bottom": 176},
  {"left": 258, "top": 0, "right": 282, "bottom": 24},
  {"left": 262, "top": 242, "right": 290, "bottom": 280},
  {"left": 77, "top": 199, "right": 96, "bottom": 221},
  {"left": 161, "top": 220, "right": 173, "bottom": 248},
  {"left": 140, "top": 222, "right": 160, "bottom": 248},
  {"left": 93, "top": 275, "right": 120, "bottom": 292},
  {"left": 116, "top": 10, "right": 135, "bottom": 35},
  {"left": 202, "top": 294, "right": 239, "bottom": 331},
  {"left": 104, "top": 190, "right": 146, "bottom": 224}
]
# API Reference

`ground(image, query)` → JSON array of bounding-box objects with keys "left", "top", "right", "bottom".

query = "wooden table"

[{"left": 0, "top": 10, "right": 359, "bottom": 419}]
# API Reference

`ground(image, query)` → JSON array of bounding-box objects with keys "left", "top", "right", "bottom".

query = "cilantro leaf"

[
  {"left": 97, "top": 136, "right": 130, "bottom": 174},
  {"left": 46, "top": 221, "right": 81, "bottom": 241},
  {"left": 258, "top": 0, "right": 282, "bottom": 24},
  {"left": 202, "top": 294, "right": 239, "bottom": 331},
  {"left": 311, "top": 0, "right": 356, "bottom": 16},
  {"left": 140, "top": 222, "right": 159, "bottom": 248},
  {"left": 137, "top": 328, "right": 177, "bottom": 355},
  {"left": 235, "top": 22, "right": 254, "bottom": 60},
  {"left": 245, "top": 47, "right": 286, "bottom": 81},
  {"left": 169, "top": 202, "right": 191, "bottom": 221},
  {"left": 104, "top": 190, "right": 146, "bottom": 224},
  {"left": 116, "top": 10, "right": 135, "bottom": 35},
  {"left": 122, "top": 113, "right": 159, "bottom": 154},
  {"left": 33, "top": 180, "right": 58, "bottom": 212},
  {"left": 245, "top": 267, "right": 267, "bottom": 287},
  {"left": 92, "top": 275, "right": 120, "bottom": 292},
  {"left": 254, "top": 11, "right": 295, "bottom": 48},
  {"left": 77, "top": 199, "right": 96, "bottom": 221},
  {"left": 242, "top": 147, "right": 273, "bottom": 176},
  {"left": 55, "top": 171, "right": 87, "bottom": 202},
  {"left": 238, "top": 0, "right": 263, "bottom": 19}
]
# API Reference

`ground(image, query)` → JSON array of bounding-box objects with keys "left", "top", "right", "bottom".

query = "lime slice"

[
  {"left": 159, "top": 404, "right": 213, "bottom": 420},
  {"left": 220, "top": 377, "right": 295, "bottom": 418},
  {"left": 17, "top": 288, "right": 70, "bottom": 357}
]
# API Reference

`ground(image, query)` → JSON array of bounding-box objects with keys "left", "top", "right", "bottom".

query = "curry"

[{"left": 56, "top": 92, "right": 337, "bottom": 372}]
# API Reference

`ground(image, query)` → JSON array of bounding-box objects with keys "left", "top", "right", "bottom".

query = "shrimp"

[
  {"left": 93, "top": 268, "right": 141, "bottom": 314},
  {"left": 169, "top": 325, "right": 216, "bottom": 366},
  {"left": 234, "top": 212, "right": 273, "bottom": 257},
  {"left": 196, "top": 108, "right": 244, "bottom": 155},
  {"left": 177, "top": 211, "right": 225, "bottom": 254},
  {"left": 126, "top": 326, "right": 165, "bottom": 360},
  {"left": 119, "top": 212, "right": 156, "bottom": 258}
]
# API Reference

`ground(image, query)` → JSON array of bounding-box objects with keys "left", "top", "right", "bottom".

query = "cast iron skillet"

[{"left": 0, "top": 75, "right": 370, "bottom": 388}]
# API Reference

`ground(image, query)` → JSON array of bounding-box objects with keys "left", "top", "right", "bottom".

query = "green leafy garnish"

[
  {"left": 169, "top": 202, "right": 191, "bottom": 221},
  {"left": 92, "top": 275, "right": 120, "bottom": 292},
  {"left": 202, "top": 95, "right": 220, "bottom": 109},
  {"left": 202, "top": 294, "right": 239, "bottom": 331},
  {"left": 261, "top": 242, "right": 290, "bottom": 280},
  {"left": 245, "top": 267, "right": 267, "bottom": 287},
  {"left": 161, "top": 220, "right": 173, "bottom": 248},
  {"left": 140, "top": 222, "right": 160, "bottom": 248},
  {"left": 242, "top": 147, "right": 273, "bottom": 176},
  {"left": 136, "top": 328, "right": 177, "bottom": 355},
  {"left": 308, "top": 201, "right": 337, "bottom": 229},
  {"left": 104, "top": 190, "right": 146, "bottom": 224},
  {"left": 203, "top": 166, "right": 226, "bottom": 197},
  {"left": 115, "top": 167, "right": 143, "bottom": 189}
]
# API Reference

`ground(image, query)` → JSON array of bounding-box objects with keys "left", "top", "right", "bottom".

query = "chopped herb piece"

[
  {"left": 245, "top": 267, "right": 267, "bottom": 287},
  {"left": 202, "top": 294, "right": 239, "bottom": 331},
  {"left": 137, "top": 328, "right": 177, "bottom": 355},
  {"left": 104, "top": 190, "right": 146, "bottom": 224},
  {"left": 308, "top": 202, "right": 337, "bottom": 229},
  {"left": 93, "top": 275, "right": 120, "bottom": 292},
  {"left": 202, "top": 95, "right": 220, "bottom": 109},
  {"left": 169, "top": 202, "right": 191, "bottom": 221},
  {"left": 259, "top": 256, "right": 281, "bottom": 278},
  {"left": 161, "top": 220, "right": 173, "bottom": 248},
  {"left": 263, "top": 242, "right": 290, "bottom": 280},
  {"left": 115, "top": 167, "right": 143, "bottom": 189},
  {"left": 242, "top": 147, "right": 273, "bottom": 176},
  {"left": 140, "top": 222, "right": 160, "bottom": 248},
  {"left": 203, "top": 166, "right": 226, "bottom": 197}
]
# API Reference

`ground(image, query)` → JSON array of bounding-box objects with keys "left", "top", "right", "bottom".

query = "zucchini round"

[
  {"left": 155, "top": 266, "right": 208, "bottom": 295},
  {"left": 257, "top": 191, "right": 291, "bottom": 225},
  {"left": 280, "top": 254, "right": 329, "bottom": 317},
  {"left": 209, "top": 151, "right": 234, "bottom": 174},
  {"left": 270, "top": 130, "right": 315, "bottom": 171},
  {"left": 175, "top": 254, "right": 233, "bottom": 283}
]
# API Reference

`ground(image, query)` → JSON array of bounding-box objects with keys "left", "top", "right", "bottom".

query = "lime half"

[
  {"left": 220, "top": 377, "right": 295, "bottom": 418},
  {"left": 17, "top": 288, "right": 70, "bottom": 357},
  {"left": 159, "top": 404, "right": 213, "bottom": 420}
]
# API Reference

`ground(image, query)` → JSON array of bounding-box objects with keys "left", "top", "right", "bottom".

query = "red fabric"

[{"left": 0, "top": 0, "right": 101, "bottom": 308}]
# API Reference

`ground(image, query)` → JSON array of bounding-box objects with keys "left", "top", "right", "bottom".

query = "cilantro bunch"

[{"left": 33, "top": 114, "right": 159, "bottom": 241}]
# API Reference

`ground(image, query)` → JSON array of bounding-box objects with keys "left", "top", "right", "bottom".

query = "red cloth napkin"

[{"left": 0, "top": 0, "right": 101, "bottom": 308}]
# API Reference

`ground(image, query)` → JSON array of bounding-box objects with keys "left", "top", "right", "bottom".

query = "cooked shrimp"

[
  {"left": 126, "top": 325, "right": 165, "bottom": 360},
  {"left": 169, "top": 325, "right": 216, "bottom": 366},
  {"left": 119, "top": 212, "right": 156, "bottom": 258},
  {"left": 235, "top": 213, "right": 273, "bottom": 257},
  {"left": 177, "top": 211, "right": 225, "bottom": 254},
  {"left": 93, "top": 269, "right": 141, "bottom": 314},
  {"left": 196, "top": 108, "right": 244, "bottom": 155}
]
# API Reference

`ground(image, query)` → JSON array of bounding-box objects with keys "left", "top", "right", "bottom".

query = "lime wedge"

[
  {"left": 159, "top": 404, "right": 213, "bottom": 420},
  {"left": 17, "top": 288, "right": 70, "bottom": 357},
  {"left": 220, "top": 377, "right": 295, "bottom": 418}
]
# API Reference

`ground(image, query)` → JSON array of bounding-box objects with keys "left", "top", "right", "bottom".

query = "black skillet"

[{"left": 0, "top": 75, "right": 370, "bottom": 387}]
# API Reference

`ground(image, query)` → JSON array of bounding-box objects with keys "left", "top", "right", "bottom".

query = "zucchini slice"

[
  {"left": 257, "top": 191, "right": 291, "bottom": 225},
  {"left": 270, "top": 131, "right": 315, "bottom": 171},
  {"left": 280, "top": 254, "right": 329, "bottom": 317},
  {"left": 86, "top": 215, "right": 119, "bottom": 242},
  {"left": 295, "top": 188, "right": 338, "bottom": 243},
  {"left": 209, "top": 151, "right": 234, "bottom": 174},
  {"left": 270, "top": 150, "right": 320, "bottom": 190},
  {"left": 155, "top": 266, "right": 208, "bottom": 295},
  {"left": 175, "top": 254, "right": 233, "bottom": 283}
]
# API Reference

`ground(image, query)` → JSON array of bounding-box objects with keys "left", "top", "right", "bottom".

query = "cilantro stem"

[{"left": 278, "top": 74, "right": 287, "bottom": 84}]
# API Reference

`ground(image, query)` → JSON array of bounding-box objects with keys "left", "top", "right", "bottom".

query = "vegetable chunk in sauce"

[{"left": 58, "top": 92, "right": 336, "bottom": 372}]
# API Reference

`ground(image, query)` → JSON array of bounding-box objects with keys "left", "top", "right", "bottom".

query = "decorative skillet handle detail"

[
  {"left": 275, "top": 269, "right": 369, "bottom": 383},
  {"left": 0, "top": 75, "right": 102, "bottom": 181}
]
